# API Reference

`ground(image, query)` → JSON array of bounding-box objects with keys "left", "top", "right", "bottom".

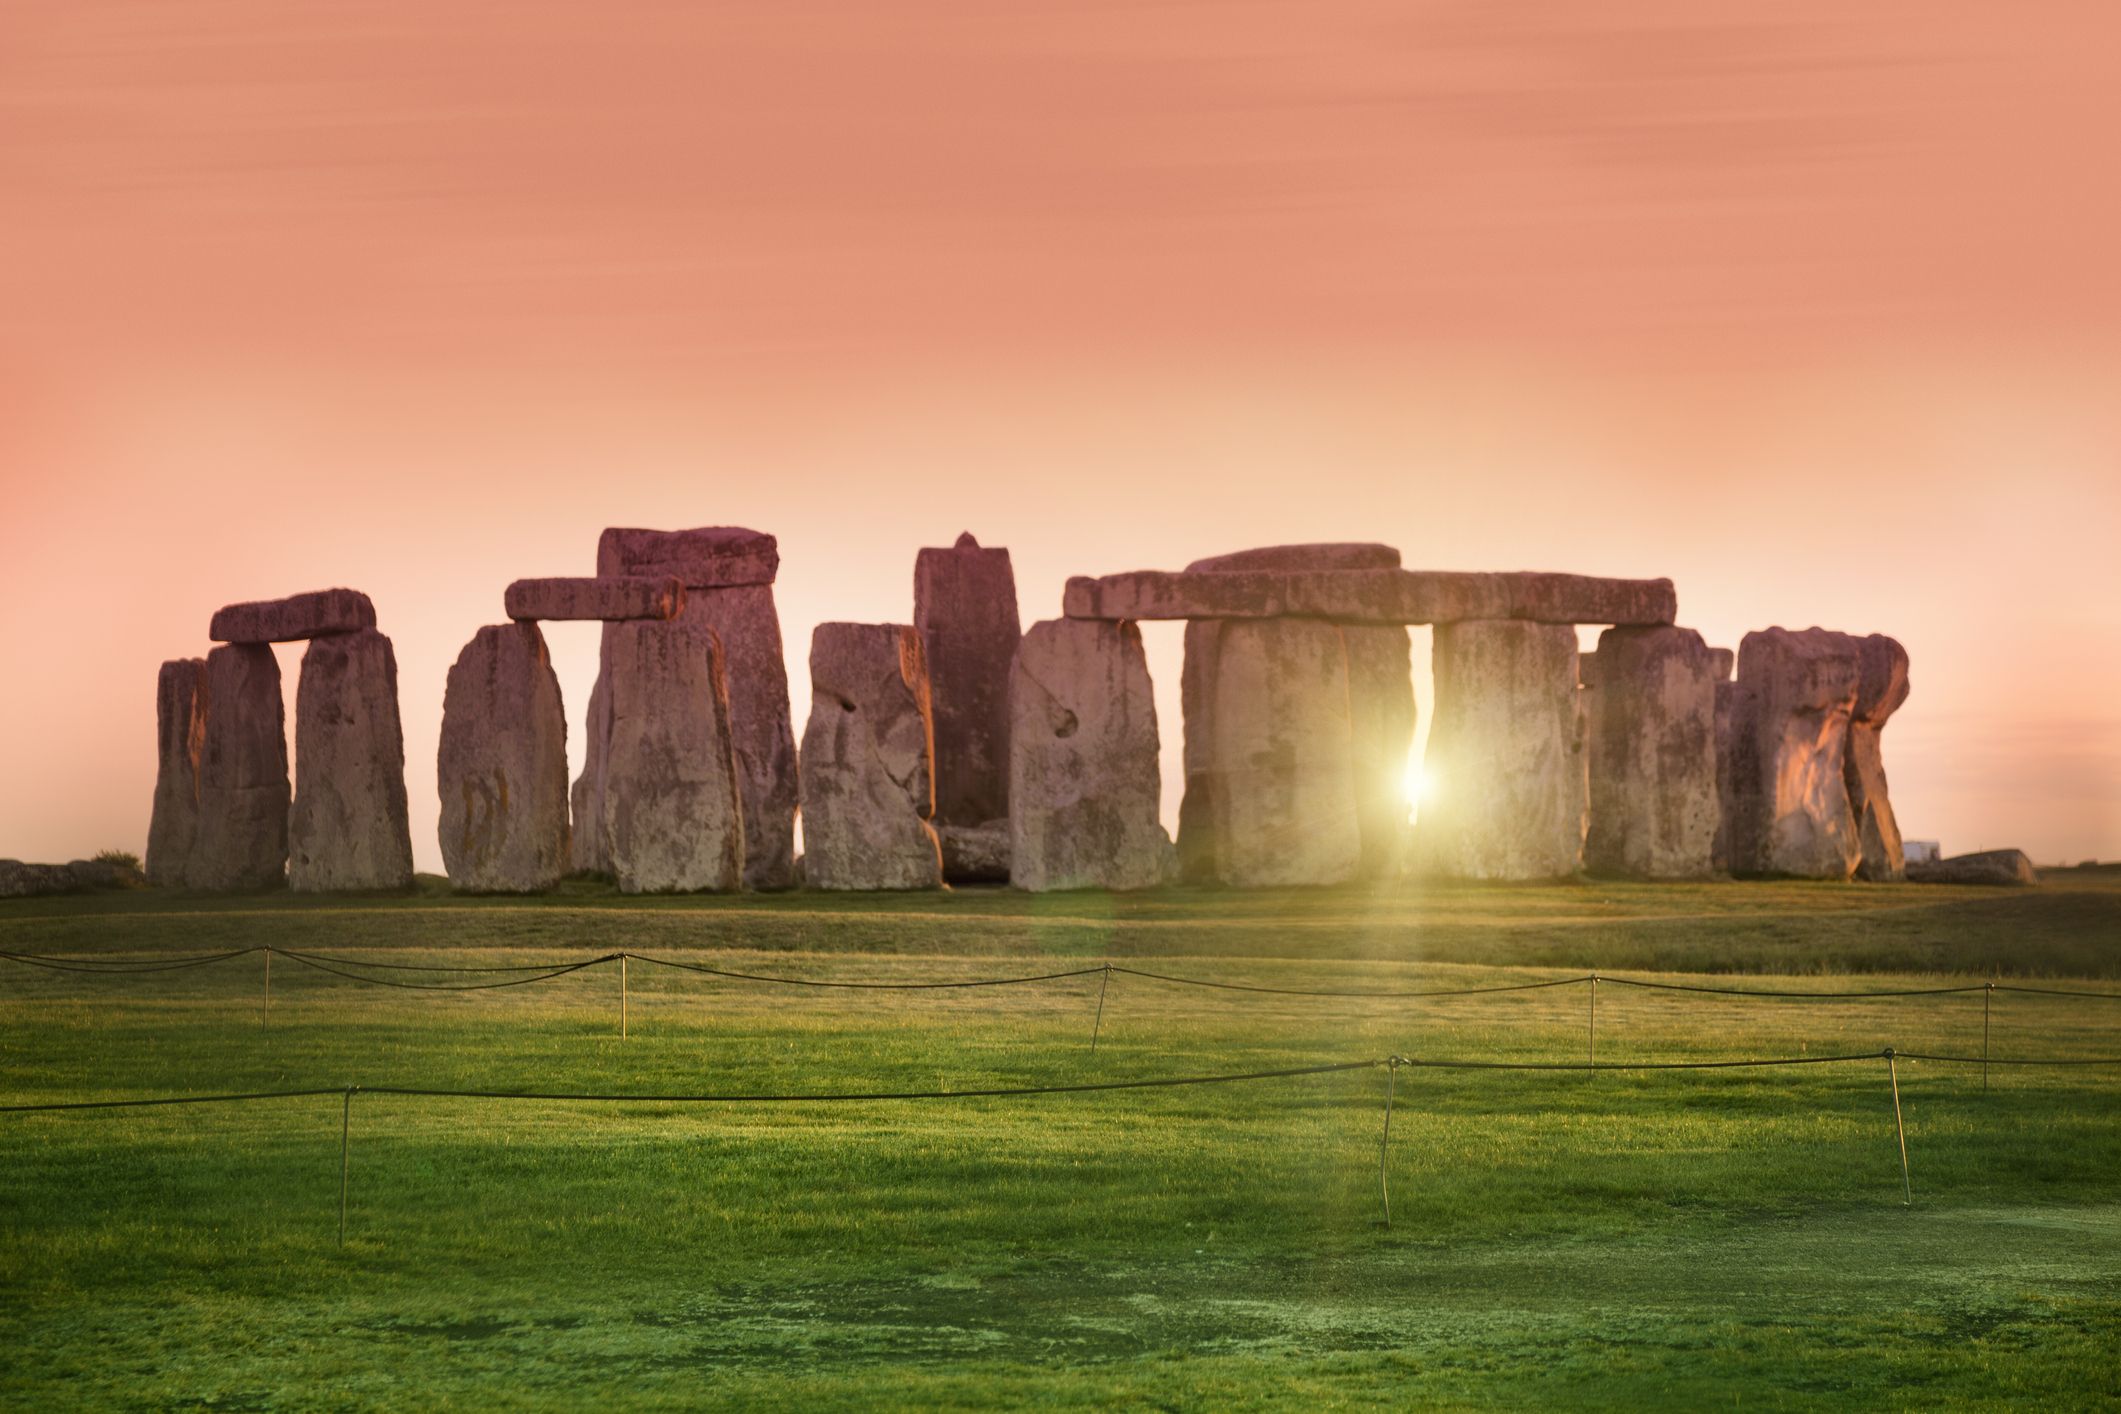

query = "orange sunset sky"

[{"left": 2, "top": 0, "right": 2117, "bottom": 871}]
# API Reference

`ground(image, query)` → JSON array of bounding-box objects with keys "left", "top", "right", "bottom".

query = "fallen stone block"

[
  {"left": 936, "top": 820, "right": 1012, "bottom": 885},
  {"left": 210, "top": 588, "right": 376, "bottom": 643},
  {"left": 1064, "top": 568, "right": 1676, "bottom": 626},
  {"left": 1010, "top": 618, "right": 1177, "bottom": 892},
  {"left": 505, "top": 576, "right": 684, "bottom": 623},
  {"left": 1906, "top": 849, "right": 2039, "bottom": 886},
  {"left": 438, "top": 623, "right": 573, "bottom": 892},
  {"left": 799, "top": 623, "right": 943, "bottom": 891}
]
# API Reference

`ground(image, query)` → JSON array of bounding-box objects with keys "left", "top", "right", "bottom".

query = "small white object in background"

[{"left": 1903, "top": 840, "right": 1942, "bottom": 865}]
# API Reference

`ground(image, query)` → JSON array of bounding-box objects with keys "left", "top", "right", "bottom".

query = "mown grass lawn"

[{"left": 2, "top": 873, "right": 2117, "bottom": 1409}]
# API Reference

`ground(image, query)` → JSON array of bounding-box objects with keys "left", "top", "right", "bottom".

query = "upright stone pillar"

[
  {"left": 1177, "top": 543, "right": 1413, "bottom": 884},
  {"left": 1009, "top": 619, "right": 1176, "bottom": 891},
  {"left": 1709, "top": 646, "right": 1736, "bottom": 873},
  {"left": 601, "top": 621, "right": 746, "bottom": 894},
  {"left": 798, "top": 623, "right": 943, "bottom": 890},
  {"left": 146, "top": 658, "right": 208, "bottom": 886},
  {"left": 438, "top": 623, "right": 573, "bottom": 892},
  {"left": 914, "top": 532, "right": 1021, "bottom": 841},
  {"left": 288, "top": 628, "right": 414, "bottom": 892},
  {"left": 577, "top": 528, "right": 797, "bottom": 890},
  {"left": 1723, "top": 627, "right": 1863, "bottom": 879},
  {"left": 1584, "top": 626, "right": 1719, "bottom": 879},
  {"left": 1847, "top": 634, "right": 1911, "bottom": 882},
  {"left": 189, "top": 644, "right": 289, "bottom": 891},
  {"left": 1416, "top": 620, "right": 1586, "bottom": 880}
]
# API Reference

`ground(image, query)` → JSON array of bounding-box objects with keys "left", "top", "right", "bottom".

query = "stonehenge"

[
  {"left": 582, "top": 527, "right": 798, "bottom": 890},
  {"left": 142, "top": 531, "right": 1934, "bottom": 897},
  {"left": 437, "top": 623, "right": 573, "bottom": 892},
  {"left": 1848, "top": 635, "right": 1912, "bottom": 881},
  {"left": 1177, "top": 543, "right": 1411, "bottom": 886},
  {"left": 1009, "top": 618, "right": 1176, "bottom": 891},
  {"left": 799, "top": 623, "right": 944, "bottom": 891},
  {"left": 915, "top": 532, "right": 1021, "bottom": 859},
  {"left": 600, "top": 621, "right": 746, "bottom": 894},
  {"left": 1722, "top": 628, "right": 1866, "bottom": 880},
  {"left": 1415, "top": 620, "right": 1588, "bottom": 880},
  {"left": 146, "top": 658, "right": 207, "bottom": 886},
  {"left": 1584, "top": 627, "right": 1720, "bottom": 879},
  {"left": 288, "top": 628, "right": 415, "bottom": 892},
  {"left": 1907, "top": 848, "right": 2038, "bottom": 887},
  {"left": 187, "top": 643, "right": 291, "bottom": 891}
]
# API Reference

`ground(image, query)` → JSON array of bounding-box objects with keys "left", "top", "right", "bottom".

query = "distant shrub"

[{"left": 93, "top": 848, "right": 142, "bottom": 872}]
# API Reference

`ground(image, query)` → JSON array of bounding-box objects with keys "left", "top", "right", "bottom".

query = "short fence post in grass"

[
  {"left": 1089, "top": 964, "right": 1112, "bottom": 1054},
  {"left": 262, "top": 948, "right": 271, "bottom": 1031},
  {"left": 621, "top": 953, "right": 628, "bottom": 1041},
  {"left": 1377, "top": 1057, "right": 1401, "bottom": 1229},
  {"left": 1884, "top": 1048, "right": 1911, "bottom": 1206},
  {"left": 1982, "top": 982, "right": 1993, "bottom": 1094},
  {"left": 1587, "top": 973, "right": 1598, "bottom": 1073},
  {"left": 338, "top": 1085, "right": 358, "bottom": 1245}
]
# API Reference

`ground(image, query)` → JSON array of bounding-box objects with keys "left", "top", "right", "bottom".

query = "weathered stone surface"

[
  {"left": 1907, "top": 849, "right": 2039, "bottom": 886},
  {"left": 937, "top": 820, "right": 1012, "bottom": 884},
  {"left": 211, "top": 589, "right": 375, "bottom": 643},
  {"left": 1065, "top": 568, "right": 1676, "bottom": 626},
  {"left": 584, "top": 528, "right": 798, "bottom": 890},
  {"left": 146, "top": 658, "right": 208, "bottom": 886},
  {"left": 1847, "top": 635, "right": 1912, "bottom": 882},
  {"left": 1584, "top": 626, "right": 1720, "bottom": 879},
  {"left": 597, "top": 526, "right": 778, "bottom": 588},
  {"left": 1198, "top": 619, "right": 1364, "bottom": 887},
  {"left": 1709, "top": 647, "right": 1736, "bottom": 682},
  {"left": 600, "top": 621, "right": 745, "bottom": 894},
  {"left": 288, "top": 629, "right": 414, "bottom": 892},
  {"left": 799, "top": 623, "right": 943, "bottom": 891},
  {"left": 438, "top": 624, "right": 572, "bottom": 892},
  {"left": 570, "top": 652, "right": 613, "bottom": 874},
  {"left": 1177, "top": 543, "right": 1411, "bottom": 884},
  {"left": 1712, "top": 674, "right": 1736, "bottom": 874},
  {"left": 1415, "top": 620, "right": 1587, "bottom": 880},
  {"left": 505, "top": 576, "right": 684, "bottom": 623},
  {"left": 189, "top": 644, "right": 289, "bottom": 891},
  {"left": 915, "top": 532, "right": 1021, "bottom": 828},
  {"left": 1010, "top": 619, "right": 1177, "bottom": 892},
  {"left": 1723, "top": 627, "right": 1863, "bottom": 880}
]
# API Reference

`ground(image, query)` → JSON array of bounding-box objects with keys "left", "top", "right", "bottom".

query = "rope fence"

[{"left": 4, "top": 1046, "right": 2116, "bottom": 1242}]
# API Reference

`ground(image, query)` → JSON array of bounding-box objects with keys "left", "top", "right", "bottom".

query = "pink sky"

[{"left": 2, "top": 0, "right": 2117, "bottom": 869}]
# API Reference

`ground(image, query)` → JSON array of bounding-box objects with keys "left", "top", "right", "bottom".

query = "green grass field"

[{"left": 3, "top": 872, "right": 2118, "bottom": 1409}]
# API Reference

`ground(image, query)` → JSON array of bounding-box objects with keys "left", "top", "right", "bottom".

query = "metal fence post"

[
  {"left": 1588, "top": 973, "right": 1598, "bottom": 1072},
  {"left": 1377, "top": 1057, "right": 1401, "bottom": 1229},
  {"left": 621, "top": 954, "right": 628, "bottom": 1040},
  {"left": 339, "top": 1086, "right": 357, "bottom": 1245},
  {"left": 1090, "top": 964, "right": 1111, "bottom": 1054},
  {"left": 1982, "top": 982, "right": 1993, "bottom": 1094},
  {"left": 262, "top": 949, "right": 271, "bottom": 1031}
]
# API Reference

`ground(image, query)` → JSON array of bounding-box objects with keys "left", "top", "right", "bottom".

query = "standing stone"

[
  {"left": 600, "top": 621, "right": 745, "bottom": 894},
  {"left": 146, "top": 658, "right": 208, "bottom": 886},
  {"left": 1416, "top": 620, "right": 1587, "bottom": 880},
  {"left": 578, "top": 528, "right": 798, "bottom": 890},
  {"left": 189, "top": 644, "right": 289, "bottom": 891},
  {"left": 1009, "top": 619, "right": 1176, "bottom": 891},
  {"left": 1724, "top": 627, "right": 1863, "bottom": 879},
  {"left": 1846, "top": 634, "right": 1911, "bottom": 882},
  {"left": 288, "top": 629, "right": 414, "bottom": 892},
  {"left": 570, "top": 636, "right": 616, "bottom": 875},
  {"left": 798, "top": 624, "right": 943, "bottom": 890},
  {"left": 438, "top": 624, "right": 572, "bottom": 892},
  {"left": 1178, "top": 544, "right": 1412, "bottom": 883},
  {"left": 914, "top": 532, "right": 1022, "bottom": 837},
  {"left": 1584, "top": 627, "right": 1720, "bottom": 879}
]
